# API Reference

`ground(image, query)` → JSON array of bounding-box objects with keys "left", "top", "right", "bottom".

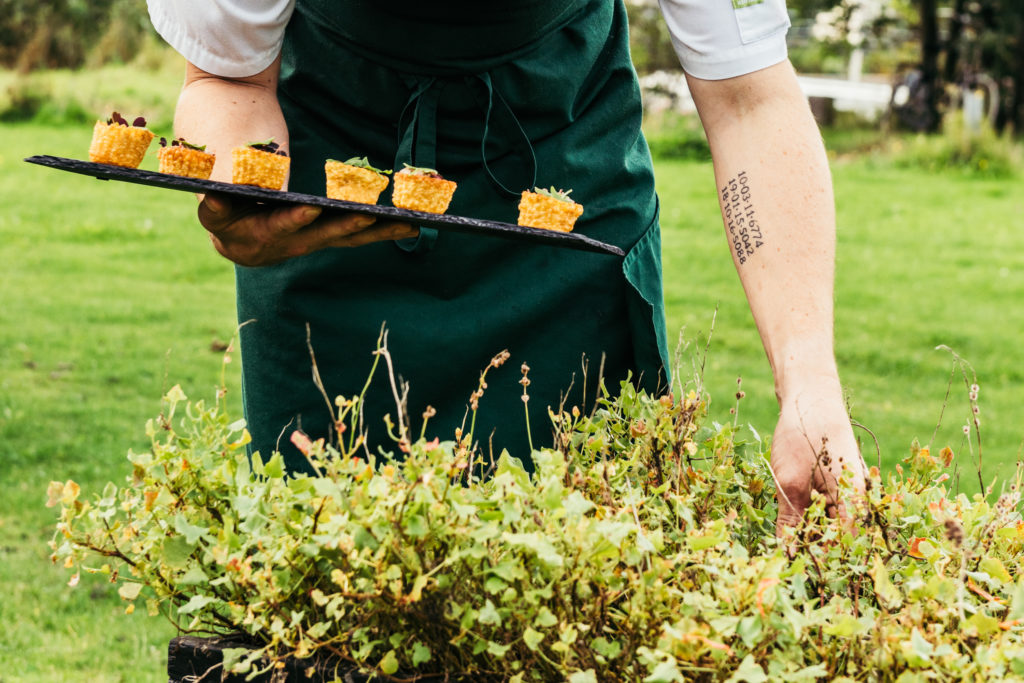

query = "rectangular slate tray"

[{"left": 24, "top": 155, "right": 624, "bottom": 257}]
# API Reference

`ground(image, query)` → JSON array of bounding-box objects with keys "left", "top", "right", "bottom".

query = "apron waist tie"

[
  {"left": 471, "top": 72, "right": 538, "bottom": 199},
  {"left": 392, "top": 73, "right": 538, "bottom": 255}
]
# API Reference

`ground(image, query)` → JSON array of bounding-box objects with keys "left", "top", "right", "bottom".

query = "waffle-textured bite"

[
  {"left": 325, "top": 161, "right": 390, "bottom": 204},
  {"left": 158, "top": 145, "right": 216, "bottom": 180},
  {"left": 88, "top": 120, "right": 155, "bottom": 168},
  {"left": 391, "top": 169, "right": 457, "bottom": 214},
  {"left": 517, "top": 190, "right": 584, "bottom": 232},
  {"left": 232, "top": 146, "right": 290, "bottom": 190}
]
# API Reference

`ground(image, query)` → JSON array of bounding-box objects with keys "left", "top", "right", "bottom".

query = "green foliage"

[
  {"left": 625, "top": 2, "right": 678, "bottom": 75},
  {"left": 0, "top": 61, "right": 182, "bottom": 128},
  {"left": 889, "top": 112, "right": 1022, "bottom": 177},
  {"left": 533, "top": 186, "right": 576, "bottom": 203},
  {"left": 49, "top": 360, "right": 1024, "bottom": 680},
  {"left": 0, "top": 0, "right": 155, "bottom": 71},
  {"left": 0, "top": 77, "right": 59, "bottom": 122},
  {"left": 643, "top": 111, "right": 711, "bottom": 162}
]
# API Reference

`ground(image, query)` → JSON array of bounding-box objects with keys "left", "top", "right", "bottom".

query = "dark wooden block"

[
  {"left": 167, "top": 635, "right": 493, "bottom": 682},
  {"left": 167, "top": 635, "right": 375, "bottom": 683}
]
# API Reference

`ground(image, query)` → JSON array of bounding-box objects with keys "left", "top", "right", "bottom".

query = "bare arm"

[
  {"left": 686, "top": 61, "right": 866, "bottom": 533},
  {"left": 175, "top": 56, "right": 415, "bottom": 266},
  {"left": 177, "top": 57, "right": 290, "bottom": 184}
]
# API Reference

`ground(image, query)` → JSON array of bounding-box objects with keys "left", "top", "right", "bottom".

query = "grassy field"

[
  {"left": 0, "top": 123, "right": 239, "bottom": 681},
  {"left": 1, "top": 111, "right": 1022, "bottom": 678}
]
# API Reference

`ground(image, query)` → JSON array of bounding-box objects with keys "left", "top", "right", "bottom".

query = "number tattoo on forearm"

[{"left": 720, "top": 171, "right": 764, "bottom": 266}]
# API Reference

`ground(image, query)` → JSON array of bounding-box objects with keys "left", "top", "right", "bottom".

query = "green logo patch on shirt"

[{"left": 733, "top": 0, "right": 765, "bottom": 7}]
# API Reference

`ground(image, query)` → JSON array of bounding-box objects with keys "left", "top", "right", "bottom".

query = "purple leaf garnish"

[
  {"left": 108, "top": 111, "right": 128, "bottom": 126},
  {"left": 132, "top": 116, "right": 147, "bottom": 127},
  {"left": 247, "top": 139, "right": 287, "bottom": 156},
  {"left": 159, "top": 136, "right": 208, "bottom": 151}
]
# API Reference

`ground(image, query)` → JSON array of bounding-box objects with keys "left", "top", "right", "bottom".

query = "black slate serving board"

[{"left": 24, "top": 155, "right": 624, "bottom": 257}]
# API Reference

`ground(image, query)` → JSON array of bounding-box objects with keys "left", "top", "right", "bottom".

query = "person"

[{"left": 147, "top": 0, "right": 866, "bottom": 533}]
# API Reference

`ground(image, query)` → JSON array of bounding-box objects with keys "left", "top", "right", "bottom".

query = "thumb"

[
  {"left": 204, "top": 193, "right": 230, "bottom": 216},
  {"left": 773, "top": 470, "right": 811, "bottom": 538}
]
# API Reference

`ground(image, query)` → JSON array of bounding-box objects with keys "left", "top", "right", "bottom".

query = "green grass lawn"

[
  {"left": 0, "top": 123, "right": 239, "bottom": 681},
  {"left": 1, "top": 115, "right": 1022, "bottom": 680}
]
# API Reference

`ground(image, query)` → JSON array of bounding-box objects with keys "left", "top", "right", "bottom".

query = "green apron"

[{"left": 237, "top": 0, "right": 670, "bottom": 473}]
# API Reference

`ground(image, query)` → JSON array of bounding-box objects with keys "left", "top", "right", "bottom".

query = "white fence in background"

[{"left": 639, "top": 71, "right": 894, "bottom": 120}]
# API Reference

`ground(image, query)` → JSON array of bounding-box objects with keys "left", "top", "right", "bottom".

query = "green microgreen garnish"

[
  {"left": 533, "top": 186, "right": 575, "bottom": 203},
  {"left": 337, "top": 157, "right": 391, "bottom": 175},
  {"left": 401, "top": 163, "right": 442, "bottom": 178}
]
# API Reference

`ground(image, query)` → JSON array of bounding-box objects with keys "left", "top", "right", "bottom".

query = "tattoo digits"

[{"left": 721, "top": 171, "right": 764, "bottom": 266}]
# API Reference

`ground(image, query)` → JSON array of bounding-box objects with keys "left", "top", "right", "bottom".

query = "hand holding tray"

[{"left": 24, "top": 156, "right": 625, "bottom": 257}]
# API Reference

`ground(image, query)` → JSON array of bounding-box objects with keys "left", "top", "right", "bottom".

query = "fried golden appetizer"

[
  {"left": 391, "top": 164, "right": 457, "bottom": 214},
  {"left": 325, "top": 157, "right": 391, "bottom": 204},
  {"left": 517, "top": 187, "right": 584, "bottom": 232},
  {"left": 157, "top": 137, "right": 216, "bottom": 180},
  {"left": 231, "top": 139, "right": 290, "bottom": 190},
  {"left": 88, "top": 112, "right": 155, "bottom": 168}
]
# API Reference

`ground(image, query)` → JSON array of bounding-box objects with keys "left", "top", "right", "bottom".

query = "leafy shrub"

[
  {"left": 48, "top": 349, "right": 1024, "bottom": 681},
  {"left": 0, "top": 63, "right": 180, "bottom": 129},
  {"left": 0, "top": 76, "right": 94, "bottom": 126},
  {"left": 888, "top": 112, "right": 1022, "bottom": 178},
  {"left": 643, "top": 111, "right": 712, "bottom": 162},
  {"left": 0, "top": 0, "right": 154, "bottom": 70},
  {"left": 0, "top": 77, "right": 50, "bottom": 122}
]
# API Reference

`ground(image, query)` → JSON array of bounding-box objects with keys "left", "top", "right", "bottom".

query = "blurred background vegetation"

[
  {"left": 3, "top": 0, "right": 1019, "bottom": 166},
  {"left": 626, "top": 0, "right": 1023, "bottom": 135}
]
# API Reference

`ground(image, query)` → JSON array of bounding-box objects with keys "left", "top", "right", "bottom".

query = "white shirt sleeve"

[
  {"left": 657, "top": 0, "right": 791, "bottom": 80},
  {"left": 147, "top": 0, "right": 295, "bottom": 78}
]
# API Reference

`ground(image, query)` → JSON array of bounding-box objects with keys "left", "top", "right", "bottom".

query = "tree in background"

[
  {"left": 625, "top": 0, "right": 679, "bottom": 75},
  {"left": 942, "top": 0, "right": 1024, "bottom": 133},
  {"left": 3, "top": 0, "right": 1019, "bottom": 134},
  {"left": 0, "top": 0, "right": 152, "bottom": 72},
  {"left": 808, "top": 0, "right": 1021, "bottom": 133}
]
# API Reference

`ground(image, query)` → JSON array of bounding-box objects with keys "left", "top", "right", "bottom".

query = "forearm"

[
  {"left": 688, "top": 61, "right": 839, "bottom": 403},
  {"left": 175, "top": 56, "right": 288, "bottom": 184}
]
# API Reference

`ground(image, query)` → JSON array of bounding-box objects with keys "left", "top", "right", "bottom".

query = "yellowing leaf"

[
  {"left": 45, "top": 481, "right": 64, "bottom": 508},
  {"left": 408, "top": 574, "right": 429, "bottom": 603},
  {"left": 824, "top": 613, "right": 868, "bottom": 637},
  {"left": 61, "top": 480, "right": 81, "bottom": 506},
  {"left": 980, "top": 556, "right": 1012, "bottom": 583},
  {"left": 118, "top": 582, "right": 143, "bottom": 601},
  {"left": 379, "top": 650, "right": 399, "bottom": 675},
  {"left": 523, "top": 627, "right": 544, "bottom": 651},
  {"left": 870, "top": 554, "right": 903, "bottom": 610},
  {"left": 965, "top": 611, "right": 1001, "bottom": 637},
  {"left": 165, "top": 384, "right": 187, "bottom": 403}
]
